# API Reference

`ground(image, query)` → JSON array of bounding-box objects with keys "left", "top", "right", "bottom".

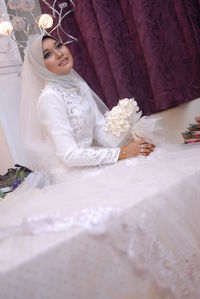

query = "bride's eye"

[
  {"left": 56, "top": 42, "right": 63, "bottom": 49},
  {"left": 43, "top": 51, "right": 51, "bottom": 59}
]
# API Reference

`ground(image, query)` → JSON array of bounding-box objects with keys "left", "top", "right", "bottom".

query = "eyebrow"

[{"left": 43, "top": 40, "right": 57, "bottom": 54}]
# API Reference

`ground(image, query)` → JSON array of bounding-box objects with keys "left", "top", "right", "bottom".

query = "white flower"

[{"left": 105, "top": 98, "right": 142, "bottom": 137}]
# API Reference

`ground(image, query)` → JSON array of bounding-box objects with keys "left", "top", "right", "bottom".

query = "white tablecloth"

[{"left": 0, "top": 144, "right": 200, "bottom": 299}]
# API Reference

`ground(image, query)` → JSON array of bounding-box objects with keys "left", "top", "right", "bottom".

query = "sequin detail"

[{"left": 47, "top": 82, "right": 119, "bottom": 165}]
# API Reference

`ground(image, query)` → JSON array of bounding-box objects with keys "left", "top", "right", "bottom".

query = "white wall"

[
  {"left": 156, "top": 97, "right": 200, "bottom": 143},
  {"left": 0, "top": 69, "right": 32, "bottom": 168},
  {"left": 0, "top": 122, "right": 13, "bottom": 174}
]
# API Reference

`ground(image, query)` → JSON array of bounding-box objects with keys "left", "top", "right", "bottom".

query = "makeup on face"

[{"left": 42, "top": 37, "right": 73, "bottom": 75}]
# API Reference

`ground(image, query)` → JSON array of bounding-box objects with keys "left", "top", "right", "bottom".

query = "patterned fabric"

[
  {"left": 40, "top": 0, "right": 200, "bottom": 114},
  {"left": 0, "top": 165, "right": 32, "bottom": 197},
  {"left": 1, "top": 143, "right": 200, "bottom": 299}
]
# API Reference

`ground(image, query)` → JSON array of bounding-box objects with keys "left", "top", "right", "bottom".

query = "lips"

[{"left": 58, "top": 57, "right": 69, "bottom": 67}]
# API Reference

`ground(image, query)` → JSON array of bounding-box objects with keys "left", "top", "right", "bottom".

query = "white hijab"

[{"left": 20, "top": 35, "right": 108, "bottom": 172}]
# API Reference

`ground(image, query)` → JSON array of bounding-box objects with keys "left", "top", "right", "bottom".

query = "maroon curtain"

[{"left": 39, "top": 0, "right": 200, "bottom": 115}]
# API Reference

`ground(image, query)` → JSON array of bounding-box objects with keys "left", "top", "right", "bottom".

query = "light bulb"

[
  {"left": 0, "top": 21, "right": 13, "bottom": 35},
  {"left": 38, "top": 14, "right": 53, "bottom": 29}
]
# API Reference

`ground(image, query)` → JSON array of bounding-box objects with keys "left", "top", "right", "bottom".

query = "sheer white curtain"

[{"left": 0, "top": 0, "right": 36, "bottom": 170}]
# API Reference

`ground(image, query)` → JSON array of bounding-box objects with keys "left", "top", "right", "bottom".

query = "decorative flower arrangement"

[
  {"left": 105, "top": 98, "right": 142, "bottom": 137},
  {"left": 0, "top": 191, "right": 5, "bottom": 200},
  {"left": 182, "top": 122, "right": 200, "bottom": 144},
  {"left": 0, "top": 165, "right": 32, "bottom": 200}
]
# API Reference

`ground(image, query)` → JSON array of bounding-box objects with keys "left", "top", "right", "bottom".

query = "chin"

[{"left": 64, "top": 65, "right": 73, "bottom": 74}]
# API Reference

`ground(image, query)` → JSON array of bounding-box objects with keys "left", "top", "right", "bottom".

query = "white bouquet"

[
  {"left": 105, "top": 98, "right": 163, "bottom": 145},
  {"left": 105, "top": 98, "right": 142, "bottom": 137}
]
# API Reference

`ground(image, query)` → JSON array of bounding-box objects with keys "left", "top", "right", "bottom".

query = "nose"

[{"left": 54, "top": 49, "right": 63, "bottom": 59}]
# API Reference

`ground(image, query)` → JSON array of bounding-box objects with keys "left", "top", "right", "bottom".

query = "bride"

[
  {"left": 21, "top": 35, "right": 155, "bottom": 182},
  {"left": 0, "top": 35, "right": 200, "bottom": 299}
]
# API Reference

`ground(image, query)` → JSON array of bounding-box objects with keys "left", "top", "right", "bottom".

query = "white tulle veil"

[{"left": 20, "top": 34, "right": 109, "bottom": 175}]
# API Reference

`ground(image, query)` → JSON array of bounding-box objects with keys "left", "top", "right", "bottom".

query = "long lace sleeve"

[{"left": 37, "top": 89, "right": 120, "bottom": 167}]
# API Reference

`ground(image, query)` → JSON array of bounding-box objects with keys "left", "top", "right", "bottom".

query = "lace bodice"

[
  {"left": 47, "top": 82, "right": 95, "bottom": 147},
  {"left": 37, "top": 82, "right": 120, "bottom": 168}
]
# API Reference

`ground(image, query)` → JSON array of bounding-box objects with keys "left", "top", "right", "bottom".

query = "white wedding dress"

[{"left": 0, "top": 82, "right": 200, "bottom": 299}]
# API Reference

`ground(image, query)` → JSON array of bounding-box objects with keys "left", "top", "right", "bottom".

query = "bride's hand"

[{"left": 119, "top": 138, "right": 155, "bottom": 160}]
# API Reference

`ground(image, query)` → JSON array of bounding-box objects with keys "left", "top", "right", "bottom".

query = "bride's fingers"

[
  {"left": 138, "top": 141, "right": 155, "bottom": 156},
  {"left": 140, "top": 143, "right": 155, "bottom": 155},
  {"left": 140, "top": 151, "right": 150, "bottom": 156},
  {"left": 138, "top": 137, "right": 147, "bottom": 144},
  {"left": 140, "top": 147, "right": 151, "bottom": 155},
  {"left": 140, "top": 143, "right": 155, "bottom": 150},
  {"left": 150, "top": 144, "right": 155, "bottom": 151}
]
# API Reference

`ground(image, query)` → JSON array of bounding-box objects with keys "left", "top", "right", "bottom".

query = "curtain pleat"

[{"left": 39, "top": 0, "right": 200, "bottom": 114}]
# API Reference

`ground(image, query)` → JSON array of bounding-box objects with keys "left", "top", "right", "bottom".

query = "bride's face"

[{"left": 42, "top": 37, "right": 73, "bottom": 75}]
